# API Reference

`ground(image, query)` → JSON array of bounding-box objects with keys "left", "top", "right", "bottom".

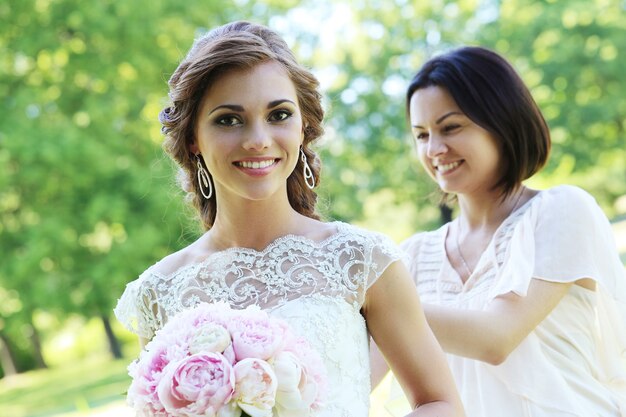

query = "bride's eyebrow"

[
  {"left": 267, "top": 99, "right": 296, "bottom": 108},
  {"left": 208, "top": 99, "right": 295, "bottom": 115},
  {"left": 208, "top": 104, "right": 243, "bottom": 115}
]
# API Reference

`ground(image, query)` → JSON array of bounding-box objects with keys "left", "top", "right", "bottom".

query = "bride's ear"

[{"left": 190, "top": 141, "right": 199, "bottom": 155}]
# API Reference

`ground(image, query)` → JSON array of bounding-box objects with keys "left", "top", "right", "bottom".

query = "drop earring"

[
  {"left": 301, "top": 147, "right": 315, "bottom": 189},
  {"left": 196, "top": 154, "right": 213, "bottom": 199}
]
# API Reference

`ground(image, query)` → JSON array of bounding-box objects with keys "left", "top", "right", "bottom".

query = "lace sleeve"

[
  {"left": 362, "top": 229, "right": 403, "bottom": 290},
  {"left": 113, "top": 270, "right": 159, "bottom": 340}
]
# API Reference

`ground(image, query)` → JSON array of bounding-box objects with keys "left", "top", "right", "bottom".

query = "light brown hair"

[{"left": 159, "top": 21, "right": 324, "bottom": 229}]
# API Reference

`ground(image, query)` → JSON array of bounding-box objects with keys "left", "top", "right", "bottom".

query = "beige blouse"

[{"left": 396, "top": 185, "right": 626, "bottom": 417}]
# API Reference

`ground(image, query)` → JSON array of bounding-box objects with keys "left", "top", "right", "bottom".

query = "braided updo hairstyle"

[{"left": 159, "top": 21, "right": 324, "bottom": 230}]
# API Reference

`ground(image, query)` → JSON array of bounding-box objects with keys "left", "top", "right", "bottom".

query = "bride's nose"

[{"left": 243, "top": 121, "right": 271, "bottom": 151}]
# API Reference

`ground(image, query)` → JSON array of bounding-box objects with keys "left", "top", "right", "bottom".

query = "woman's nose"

[
  {"left": 426, "top": 134, "right": 448, "bottom": 158},
  {"left": 243, "top": 121, "right": 271, "bottom": 151}
]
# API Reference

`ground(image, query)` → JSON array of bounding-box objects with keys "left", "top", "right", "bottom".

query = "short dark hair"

[{"left": 406, "top": 46, "right": 550, "bottom": 197}]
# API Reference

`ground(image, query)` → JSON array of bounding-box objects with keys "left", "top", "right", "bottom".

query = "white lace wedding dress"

[{"left": 114, "top": 221, "right": 401, "bottom": 417}]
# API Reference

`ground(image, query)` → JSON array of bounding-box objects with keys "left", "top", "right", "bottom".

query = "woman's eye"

[
  {"left": 414, "top": 132, "right": 429, "bottom": 141},
  {"left": 443, "top": 124, "right": 460, "bottom": 133},
  {"left": 216, "top": 115, "right": 242, "bottom": 127},
  {"left": 268, "top": 109, "right": 292, "bottom": 122}
]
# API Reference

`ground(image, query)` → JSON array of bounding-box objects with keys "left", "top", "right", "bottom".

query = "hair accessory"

[
  {"left": 158, "top": 107, "right": 174, "bottom": 133},
  {"left": 196, "top": 154, "right": 213, "bottom": 199},
  {"left": 301, "top": 147, "right": 315, "bottom": 189}
]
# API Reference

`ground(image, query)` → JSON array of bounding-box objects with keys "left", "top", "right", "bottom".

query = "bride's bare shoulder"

[{"left": 150, "top": 234, "right": 212, "bottom": 277}]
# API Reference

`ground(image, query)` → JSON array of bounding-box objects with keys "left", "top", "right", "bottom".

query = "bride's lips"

[{"left": 233, "top": 158, "right": 280, "bottom": 176}]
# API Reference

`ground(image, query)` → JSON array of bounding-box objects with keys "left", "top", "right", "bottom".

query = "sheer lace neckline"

[{"left": 153, "top": 221, "right": 348, "bottom": 278}]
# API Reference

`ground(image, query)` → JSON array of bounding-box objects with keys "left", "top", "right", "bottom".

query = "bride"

[{"left": 114, "top": 20, "right": 464, "bottom": 417}]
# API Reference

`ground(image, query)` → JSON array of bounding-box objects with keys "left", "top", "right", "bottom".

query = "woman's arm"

[
  {"left": 363, "top": 261, "right": 465, "bottom": 417},
  {"left": 424, "top": 278, "right": 572, "bottom": 364}
]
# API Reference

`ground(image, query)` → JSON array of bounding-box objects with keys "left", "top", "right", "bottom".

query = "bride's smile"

[{"left": 192, "top": 61, "right": 304, "bottom": 203}]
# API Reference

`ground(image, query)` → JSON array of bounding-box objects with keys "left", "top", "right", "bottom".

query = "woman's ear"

[{"left": 190, "top": 142, "right": 199, "bottom": 155}]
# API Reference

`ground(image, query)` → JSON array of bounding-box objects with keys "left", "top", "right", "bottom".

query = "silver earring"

[
  {"left": 196, "top": 154, "right": 213, "bottom": 199},
  {"left": 300, "top": 147, "right": 315, "bottom": 189}
]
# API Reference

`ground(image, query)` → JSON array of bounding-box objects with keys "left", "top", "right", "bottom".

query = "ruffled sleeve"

[
  {"left": 491, "top": 185, "right": 626, "bottom": 396},
  {"left": 113, "top": 269, "right": 160, "bottom": 340},
  {"left": 491, "top": 185, "right": 626, "bottom": 298}
]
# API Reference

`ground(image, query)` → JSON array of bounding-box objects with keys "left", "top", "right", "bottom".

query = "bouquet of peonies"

[{"left": 126, "top": 302, "right": 327, "bottom": 417}]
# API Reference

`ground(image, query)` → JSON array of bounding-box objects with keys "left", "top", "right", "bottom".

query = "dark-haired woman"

[
  {"left": 372, "top": 46, "right": 626, "bottom": 416},
  {"left": 114, "top": 21, "right": 464, "bottom": 417}
]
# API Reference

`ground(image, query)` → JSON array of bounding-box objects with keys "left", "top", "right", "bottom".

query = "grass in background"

[{"left": 0, "top": 355, "right": 131, "bottom": 417}]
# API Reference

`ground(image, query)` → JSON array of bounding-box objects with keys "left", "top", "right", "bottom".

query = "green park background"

[{"left": 1, "top": 0, "right": 625, "bottom": 415}]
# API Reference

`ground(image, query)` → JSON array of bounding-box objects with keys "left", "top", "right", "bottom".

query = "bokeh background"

[{"left": 1, "top": 0, "right": 625, "bottom": 415}]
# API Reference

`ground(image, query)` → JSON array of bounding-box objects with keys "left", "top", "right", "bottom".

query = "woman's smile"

[
  {"left": 193, "top": 61, "right": 304, "bottom": 202},
  {"left": 435, "top": 160, "right": 463, "bottom": 175},
  {"left": 233, "top": 158, "right": 280, "bottom": 176}
]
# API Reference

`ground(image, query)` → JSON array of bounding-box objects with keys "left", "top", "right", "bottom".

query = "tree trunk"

[
  {"left": 0, "top": 332, "right": 19, "bottom": 376},
  {"left": 102, "top": 315, "right": 123, "bottom": 359},
  {"left": 29, "top": 323, "right": 47, "bottom": 369}
]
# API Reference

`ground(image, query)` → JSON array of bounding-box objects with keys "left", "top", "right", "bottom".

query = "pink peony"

[
  {"left": 126, "top": 302, "right": 327, "bottom": 416},
  {"left": 127, "top": 343, "right": 188, "bottom": 413},
  {"left": 229, "top": 309, "right": 287, "bottom": 361},
  {"left": 234, "top": 358, "right": 277, "bottom": 417},
  {"left": 158, "top": 302, "right": 232, "bottom": 343},
  {"left": 157, "top": 352, "right": 236, "bottom": 417}
]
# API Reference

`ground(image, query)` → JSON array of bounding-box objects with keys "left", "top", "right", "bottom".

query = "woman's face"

[
  {"left": 409, "top": 86, "right": 503, "bottom": 195},
  {"left": 192, "top": 60, "right": 304, "bottom": 204}
]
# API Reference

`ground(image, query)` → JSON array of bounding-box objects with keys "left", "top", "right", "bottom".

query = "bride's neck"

[{"left": 208, "top": 200, "right": 306, "bottom": 251}]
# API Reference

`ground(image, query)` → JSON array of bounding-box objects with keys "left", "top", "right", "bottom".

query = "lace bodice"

[{"left": 115, "top": 221, "right": 401, "bottom": 417}]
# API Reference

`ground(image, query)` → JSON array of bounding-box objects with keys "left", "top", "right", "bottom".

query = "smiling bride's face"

[{"left": 192, "top": 60, "right": 305, "bottom": 204}]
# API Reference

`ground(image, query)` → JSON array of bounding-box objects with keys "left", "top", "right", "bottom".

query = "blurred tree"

[
  {"left": 476, "top": 0, "right": 626, "bottom": 217},
  {"left": 282, "top": 0, "right": 625, "bottom": 239},
  {"left": 0, "top": 0, "right": 294, "bottom": 371},
  {"left": 0, "top": 0, "right": 624, "bottom": 375}
]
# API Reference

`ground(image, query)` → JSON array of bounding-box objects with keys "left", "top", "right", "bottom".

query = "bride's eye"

[
  {"left": 216, "top": 115, "right": 242, "bottom": 127},
  {"left": 268, "top": 109, "right": 292, "bottom": 122}
]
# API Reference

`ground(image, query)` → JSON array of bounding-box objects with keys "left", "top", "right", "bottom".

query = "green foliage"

[
  {"left": 478, "top": 0, "right": 626, "bottom": 217},
  {"left": 297, "top": 0, "right": 626, "bottom": 231},
  {"left": 0, "top": 0, "right": 290, "bottom": 371},
  {"left": 1, "top": 0, "right": 624, "bottom": 375}
]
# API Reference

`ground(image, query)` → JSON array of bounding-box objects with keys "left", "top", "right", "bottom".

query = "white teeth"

[
  {"left": 437, "top": 161, "right": 460, "bottom": 173},
  {"left": 237, "top": 160, "right": 275, "bottom": 169}
]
